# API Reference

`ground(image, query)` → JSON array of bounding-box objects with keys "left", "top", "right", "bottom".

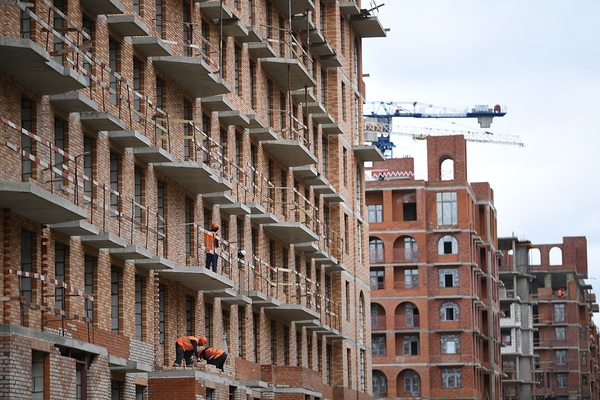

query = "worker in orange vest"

[
  {"left": 173, "top": 335, "right": 208, "bottom": 367},
  {"left": 199, "top": 347, "right": 229, "bottom": 371},
  {"left": 204, "top": 222, "right": 220, "bottom": 272}
]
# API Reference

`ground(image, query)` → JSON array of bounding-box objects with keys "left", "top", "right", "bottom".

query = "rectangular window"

[
  {"left": 186, "top": 295, "right": 193, "bottom": 336},
  {"left": 404, "top": 269, "right": 418, "bottom": 289},
  {"left": 436, "top": 192, "right": 458, "bottom": 225},
  {"left": 109, "top": 39, "right": 119, "bottom": 105},
  {"left": 183, "top": 99, "right": 192, "bottom": 159},
  {"left": 133, "top": 58, "right": 142, "bottom": 121},
  {"left": 135, "top": 275, "right": 144, "bottom": 340},
  {"left": 83, "top": 136, "right": 94, "bottom": 204},
  {"left": 110, "top": 152, "right": 120, "bottom": 212},
  {"left": 368, "top": 204, "right": 383, "bottom": 223},
  {"left": 185, "top": 197, "right": 193, "bottom": 258},
  {"left": 32, "top": 351, "right": 46, "bottom": 398},
  {"left": 270, "top": 320, "right": 276, "bottom": 364},
  {"left": 155, "top": 0, "right": 163, "bottom": 34},
  {"left": 370, "top": 269, "right": 384, "bottom": 290},
  {"left": 555, "top": 326, "right": 566, "bottom": 341},
  {"left": 556, "top": 350, "right": 567, "bottom": 365},
  {"left": 554, "top": 303, "right": 565, "bottom": 322},
  {"left": 84, "top": 254, "right": 95, "bottom": 320},
  {"left": 439, "top": 268, "right": 458, "bottom": 288},
  {"left": 21, "top": 98, "right": 33, "bottom": 180},
  {"left": 238, "top": 307, "right": 245, "bottom": 357},
  {"left": 134, "top": 165, "right": 144, "bottom": 224},
  {"left": 111, "top": 266, "right": 120, "bottom": 333},
  {"left": 283, "top": 326, "right": 289, "bottom": 366},
  {"left": 326, "top": 344, "right": 332, "bottom": 384},
  {"left": 54, "top": 116, "right": 67, "bottom": 191},
  {"left": 205, "top": 303, "right": 212, "bottom": 343},
  {"left": 234, "top": 45, "right": 241, "bottom": 95},
  {"left": 402, "top": 335, "right": 419, "bottom": 356},
  {"left": 442, "top": 368, "right": 462, "bottom": 388},
  {"left": 223, "top": 309, "right": 230, "bottom": 350},
  {"left": 157, "top": 180, "right": 165, "bottom": 242},
  {"left": 403, "top": 202, "right": 417, "bottom": 221},
  {"left": 556, "top": 373, "right": 567, "bottom": 388},
  {"left": 441, "top": 334, "right": 461, "bottom": 354},
  {"left": 372, "top": 334, "right": 386, "bottom": 356},
  {"left": 253, "top": 312, "right": 259, "bottom": 362},
  {"left": 158, "top": 284, "right": 165, "bottom": 346},
  {"left": 55, "top": 243, "right": 66, "bottom": 311}
]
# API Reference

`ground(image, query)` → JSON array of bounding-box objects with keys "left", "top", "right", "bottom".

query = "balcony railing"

[
  {"left": 371, "top": 315, "right": 387, "bottom": 330},
  {"left": 392, "top": 248, "right": 418, "bottom": 263},
  {"left": 395, "top": 315, "right": 420, "bottom": 329}
]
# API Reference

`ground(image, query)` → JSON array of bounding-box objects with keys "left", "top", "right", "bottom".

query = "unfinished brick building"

[
  {"left": 498, "top": 236, "right": 600, "bottom": 400},
  {"left": 366, "top": 135, "right": 504, "bottom": 399},
  {"left": 0, "top": 0, "right": 386, "bottom": 398}
]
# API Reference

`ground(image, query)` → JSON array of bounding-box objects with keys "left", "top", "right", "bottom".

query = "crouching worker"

[
  {"left": 199, "top": 347, "right": 228, "bottom": 371},
  {"left": 173, "top": 336, "right": 208, "bottom": 367}
]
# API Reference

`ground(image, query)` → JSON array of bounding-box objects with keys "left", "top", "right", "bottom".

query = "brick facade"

[{"left": 0, "top": 0, "right": 385, "bottom": 398}]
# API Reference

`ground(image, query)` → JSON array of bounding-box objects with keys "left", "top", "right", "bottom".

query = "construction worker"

[
  {"left": 198, "top": 347, "right": 228, "bottom": 371},
  {"left": 204, "top": 222, "right": 220, "bottom": 272},
  {"left": 173, "top": 335, "right": 208, "bottom": 367}
]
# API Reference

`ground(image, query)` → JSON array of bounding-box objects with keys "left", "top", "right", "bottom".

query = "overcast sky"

[{"left": 362, "top": 0, "right": 600, "bottom": 317}]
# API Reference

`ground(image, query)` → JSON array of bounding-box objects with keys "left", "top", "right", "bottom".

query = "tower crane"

[{"left": 364, "top": 100, "right": 516, "bottom": 158}]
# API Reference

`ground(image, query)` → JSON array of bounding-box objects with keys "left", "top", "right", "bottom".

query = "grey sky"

[{"left": 362, "top": 1, "right": 600, "bottom": 312}]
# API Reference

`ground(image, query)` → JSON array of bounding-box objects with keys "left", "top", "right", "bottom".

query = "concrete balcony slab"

[
  {"left": 339, "top": 1, "right": 360, "bottom": 17},
  {"left": 205, "top": 288, "right": 251, "bottom": 305},
  {"left": 241, "top": 290, "right": 280, "bottom": 307},
  {"left": 157, "top": 266, "right": 233, "bottom": 291},
  {"left": 349, "top": 15, "right": 387, "bottom": 38},
  {"left": 198, "top": 1, "right": 233, "bottom": 20},
  {"left": 263, "top": 222, "right": 318, "bottom": 245},
  {"left": 130, "top": 36, "right": 172, "bottom": 57},
  {"left": 246, "top": 114, "right": 265, "bottom": 128},
  {"left": 108, "top": 245, "right": 154, "bottom": 260},
  {"left": 264, "top": 304, "right": 319, "bottom": 323},
  {"left": 273, "top": 0, "right": 315, "bottom": 17},
  {"left": 259, "top": 58, "right": 316, "bottom": 91},
  {"left": 248, "top": 212, "right": 279, "bottom": 225},
  {"left": 132, "top": 256, "right": 175, "bottom": 271},
  {"left": 216, "top": 110, "right": 249, "bottom": 127},
  {"left": 48, "top": 92, "right": 98, "bottom": 113},
  {"left": 0, "top": 38, "right": 87, "bottom": 95},
  {"left": 248, "top": 127, "right": 277, "bottom": 141},
  {"left": 107, "top": 130, "right": 150, "bottom": 148},
  {"left": 152, "top": 161, "right": 232, "bottom": 194},
  {"left": 310, "top": 113, "right": 334, "bottom": 125},
  {"left": 132, "top": 147, "right": 174, "bottom": 163},
  {"left": 311, "top": 42, "right": 335, "bottom": 57},
  {"left": 80, "top": 111, "right": 126, "bottom": 132},
  {"left": 79, "top": 232, "right": 128, "bottom": 249},
  {"left": 294, "top": 242, "right": 319, "bottom": 254},
  {"left": 106, "top": 14, "right": 149, "bottom": 37},
  {"left": 81, "top": 0, "right": 124, "bottom": 15},
  {"left": 200, "top": 95, "right": 234, "bottom": 112},
  {"left": 246, "top": 202, "right": 266, "bottom": 214},
  {"left": 291, "top": 88, "right": 316, "bottom": 103},
  {"left": 353, "top": 145, "right": 385, "bottom": 162},
  {"left": 222, "top": 19, "right": 248, "bottom": 37},
  {"left": 49, "top": 220, "right": 99, "bottom": 236},
  {"left": 218, "top": 202, "right": 251, "bottom": 215},
  {"left": 319, "top": 55, "right": 341, "bottom": 68},
  {"left": 247, "top": 42, "right": 276, "bottom": 59},
  {"left": 322, "top": 192, "right": 345, "bottom": 203},
  {"left": 0, "top": 182, "right": 87, "bottom": 225},
  {"left": 261, "top": 140, "right": 317, "bottom": 167},
  {"left": 202, "top": 191, "right": 235, "bottom": 205},
  {"left": 151, "top": 56, "right": 231, "bottom": 98},
  {"left": 321, "top": 123, "right": 343, "bottom": 135},
  {"left": 302, "top": 102, "right": 326, "bottom": 115},
  {"left": 237, "top": 27, "right": 263, "bottom": 43}
]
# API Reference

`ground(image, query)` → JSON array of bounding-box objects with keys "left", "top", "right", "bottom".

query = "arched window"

[
  {"left": 549, "top": 246, "right": 562, "bottom": 265},
  {"left": 373, "top": 370, "right": 387, "bottom": 397},
  {"left": 369, "top": 237, "right": 384, "bottom": 263},
  {"left": 438, "top": 235, "right": 458, "bottom": 255},
  {"left": 440, "top": 158, "right": 454, "bottom": 180},
  {"left": 441, "top": 302, "right": 459, "bottom": 321},
  {"left": 402, "top": 369, "right": 420, "bottom": 396}
]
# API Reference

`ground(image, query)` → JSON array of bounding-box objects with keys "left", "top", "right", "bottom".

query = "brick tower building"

[
  {"left": 499, "top": 236, "right": 600, "bottom": 399},
  {"left": 0, "top": 0, "right": 386, "bottom": 398},
  {"left": 366, "top": 135, "right": 503, "bottom": 399}
]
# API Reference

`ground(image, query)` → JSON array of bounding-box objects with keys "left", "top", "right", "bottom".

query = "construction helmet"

[
  {"left": 211, "top": 222, "right": 219, "bottom": 230},
  {"left": 199, "top": 336, "right": 208, "bottom": 346}
]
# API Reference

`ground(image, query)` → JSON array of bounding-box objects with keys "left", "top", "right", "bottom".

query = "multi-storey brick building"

[
  {"left": 0, "top": 0, "right": 386, "bottom": 398},
  {"left": 499, "top": 236, "right": 600, "bottom": 400},
  {"left": 366, "top": 135, "right": 503, "bottom": 399}
]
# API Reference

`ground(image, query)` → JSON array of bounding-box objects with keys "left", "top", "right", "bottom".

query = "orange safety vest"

[
  {"left": 203, "top": 347, "right": 225, "bottom": 360},
  {"left": 177, "top": 336, "right": 199, "bottom": 351},
  {"left": 204, "top": 232, "right": 218, "bottom": 254}
]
